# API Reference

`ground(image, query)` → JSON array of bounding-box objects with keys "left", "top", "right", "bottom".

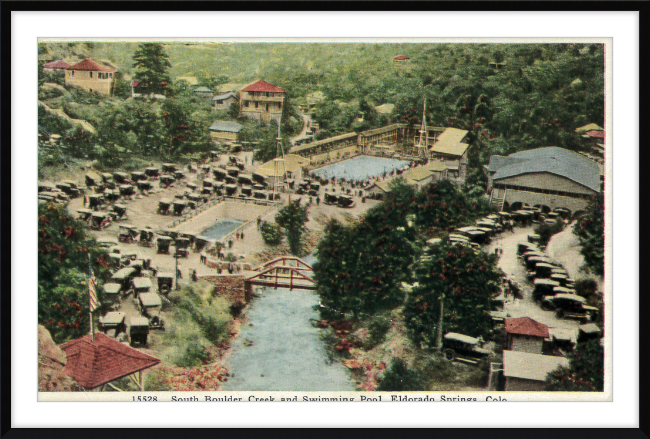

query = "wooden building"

[
  {"left": 505, "top": 317, "right": 550, "bottom": 355},
  {"left": 192, "top": 86, "right": 214, "bottom": 101},
  {"left": 43, "top": 60, "right": 70, "bottom": 71},
  {"left": 254, "top": 154, "right": 309, "bottom": 183},
  {"left": 503, "top": 350, "right": 568, "bottom": 391},
  {"left": 240, "top": 80, "right": 285, "bottom": 124},
  {"left": 486, "top": 147, "right": 601, "bottom": 215},
  {"left": 209, "top": 120, "right": 244, "bottom": 142},
  {"left": 429, "top": 127, "right": 470, "bottom": 183},
  {"left": 212, "top": 92, "right": 238, "bottom": 111},
  {"left": 291, "top": 132, "right": 358, "bottom": 163},
  {"left": 64, "top": 58, "right": 116, "bottom": 96}
]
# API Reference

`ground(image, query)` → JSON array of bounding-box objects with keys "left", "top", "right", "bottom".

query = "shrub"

[
  {"left": 260, "top": 221, "right": 283, "bottom": 245},
  {"left": 534, "top": 220, "right": 565, "bottom": 247},
  {"left": 229, "top": 301, "right": 246, "bottom": 318},
  {"left": 363, "top": 315, "right": 392, "bottom": 350},
  {"left": 224, "top": 252, "right": 237, "bottom": 262},
  {"left": 377, "top": 359, "right": 425, "bottom": 391},
  {"left": 175, "top": 341, "right": 210, "bottom": 368},
  {"left": 574, "top": 278, "right": 599, "bottom": 299}
]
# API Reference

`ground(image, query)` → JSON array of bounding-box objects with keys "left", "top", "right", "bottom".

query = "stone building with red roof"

[
  {"left": 43, "top": 60, "right": 70, "bottom": 71},
  {"left": 505, "top": 316, "right": 550, "bottom": 354},
  {"left": 60, "top": 332, "right": 160, "bottom": 390},
  {"left": 65, "top": 58, "right": 116, "bottom": 96},
  {"left": 239, "top": 79, "right": 285, "bottom": 124}
]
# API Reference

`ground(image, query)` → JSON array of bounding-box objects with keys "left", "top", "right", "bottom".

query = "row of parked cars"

[
  {"left": 38, "top": 180, "right": 83, "bottom": 205},
  {"left": 96, "top": 238, "right": 174, "bottom": 347},
  {"left": 519, "top": 238, "right": 599, "bottom": 324}
]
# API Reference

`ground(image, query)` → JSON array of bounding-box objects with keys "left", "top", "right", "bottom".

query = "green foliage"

[
  {"left": 413, "top": 180, "right": 494, "bottom": 235},
  {"left": 574, "top": 195, "right": 605, "bottom": 276},
  {"left": 275, "top": 200, "right": 310, "bottom": 256},
  {"left": 224, "top": 252, "right": 237, "bottom": 263},
  {"left": 363, "top": 314, "right": 392, "bottom": 350},
  {"left": 574, "top": 278, "right": 599, "bottom": 299},
  {"left": 534, "top": 219, "right": 566, "bottom": 247},
  {"left": 546, "top": 339, "right": 604, "bottom": 391},
  {"left": 376, "top": 359, "right": 425, "bottom": 391},
  {"left": 176, "top": 341, "right": 211, "bottom": 368},
  {"left": 404, "top": 241, "right": 504, "bottom": 347},
  {"left": 314, "top": 184, "right": 417, "bottom": 318},
  {"left": 260, "top": 221, "right": 283, "bottom": 245},
  {"left": 132, "top": 43, "right": 171, "bottom": 97},
  {"left": 38, "top": 203, "right": 112, "bottom": 343}
]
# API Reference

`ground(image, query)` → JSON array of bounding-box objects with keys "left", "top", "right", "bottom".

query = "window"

[
  {"left": 266, "top": 104, "right": 269, "bottom": 111},
  {"left": 245, "top": 101, "right": 249, "bottom": 108},
  {"left": 71, "top": 70, "right": 75, "bottom": 77},
  {"left": 90, "top": 71, "right": 93, "bottom": 78},
  {"left": 255, "top": 102, "right": 259, "bottom": 108},
  {"left": 109, "top": 73, "right": 112, "bottom": 78},
  {"left": 266, "top": 92, "right": 270, "bottom": 97}
]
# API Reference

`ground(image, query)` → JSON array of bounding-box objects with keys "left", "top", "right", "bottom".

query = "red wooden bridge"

[{"left": 244, "top": 257, "right": 316, "bottom": 301}]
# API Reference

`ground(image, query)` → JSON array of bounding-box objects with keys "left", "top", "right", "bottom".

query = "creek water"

[{"left": 220, "top": 255, "right": 356, "bottom": 391}]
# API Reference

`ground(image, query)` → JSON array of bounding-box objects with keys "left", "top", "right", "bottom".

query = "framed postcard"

[{"left": 5, "top": 3, "right": 644, "bottom": 433}]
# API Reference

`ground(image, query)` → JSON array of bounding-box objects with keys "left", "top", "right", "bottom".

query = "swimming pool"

[
  {"left": 199, "top": 219, "right": 244, "bottom": 241},
  {"left": 311, "top": 156, "right": 410, "bottom": 181}
]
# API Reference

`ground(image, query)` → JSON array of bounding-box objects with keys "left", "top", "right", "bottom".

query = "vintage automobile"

[
  {"left": 138, "top": 227, "right": 155, "bottom": 247},
  {"left": 337, "top": 194, "right": 355, "bottom": 208},
  {"left": 532, "top": 278, "right": 560, "bottom": 301},
  {"left": 99, "top": 312, "right": 127, "bottom": 338},
  {"left": 455, "top": 227, "right": 490, "bottom": 245},
  {"left": 108, "top": 253, "right": 122, "bottom": 268},
  {"left": 104, "top": 189, "right": 121, "bottom": 203},
  {"left": 324, "top": 192, "right": 338, "bottom": 205},
  {"left": 225, "top": 184, "right": 238, "bottom": 196},
  {"left": 87, "top": 194, "right": 105, "bottom": 210},
  {"left": 162, "top": 163, "right": 177, "bottom": 174},
  {"left": 102, "top": 283, "right": 123, "bottom": 310},
  {"left": 138, "top": 293, "right": 165, "bottom": 330},
  {"left": 213, "top": 168, "right": 227, "bottom": 181},
  {"left": 175, "top": 237, "right": 191, "bottom": 258},
  {"left": 226, "top": 166, "right": 239, "bottom": 177},
  {"left": 76, "top": 208, "right": 93, "bottom": 222},
  {"left": 173, "top": 170, "right": 186, "bottom": 180},
  {"left": 252, "top": 173, "right": 267, "bottom": 186},
  {"left": 38, "top": 182, "right": 56, "bottom": 193},
  {"left": 111, "top": 266, "right": 138, "bottom": 291},
  {"left": 541, "top": 294, "right": 598, "bottom": 323},
  {"left": 132, "top": 277, "right": 153, "bottom": 298},
  {"left": 112, "top": 172, "right": 129, "bottom": 184},
  {"left": 225, "top": 175, "right": 237, "bottom": 185},
  {"left": 129, "top": 316, "right": 150, "bottom": 346},
  {"left": 137, "top": 180, "right": 152, "bottom": 192},
  {"left": 268, "top": 192, "right": 281, "bottom": 201},
  {"left": 442, "top": 333, "right": 492, "bottom": 363},
  {"left": 527, "top": 233, "right": 541, "bottom": 243},
  {"left": 159, "top": 175, "right": 176, "bottom": 187},
  {"left": 238, "top": 174, "right": 253, "bottom": 186},
  {"left": 157, "top": 236, "right": 172, "bottom": 254},
  {"left": 85, "top": 173, "right": 101, "bottom": 188},
  {"left": 118, "top": 224, "right": 139, "bottom": 243},
  {"left": 550, "top": 273, "right": 569, "bottom": 287},
  {"left": 173, "top": 200, "right": 188, "bottom": 216},
  {"left": 578, "top": 323, "right": 602, "bottom": 344},
  {"left": 144, "top": 167, "right": 160, "bottom": 178},
  {"left": 118, "top": 184, "right": 135, "bottom": 197},
  {"left": 199, "top": 164, "right": 211, "bottom": 175},
  {"left": 89, "top": 212, "right": 111, "bottom": 230},
  {"left": 157, "top": 273, "right": 174, "bottom": 295},
  {"left": 112, "top": 203, "right": 128, "bottom": 220},
  {"left": 241, "top": 186, "right": 253, "bottom": 197},
  {"left": 156, "top": 198, "right": 171, "bottom": 215}
]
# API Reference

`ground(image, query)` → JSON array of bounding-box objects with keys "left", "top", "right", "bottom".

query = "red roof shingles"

[
  {"left": 241, "top": 79, "right": 285, "bottom": 94},
  {"left": 65, "top": 58, "right": 116, "bottom": 73},
  {"left": 60, "top": 332, "right": 159, "bottom": 389},
  {"left": 43, "top": 60, "right": 70, "bottom": 70},
  {"left": 505, "top": 317, "right": 550, "bottom": 338},
  {"left": 394, "top": 55, "right": 410, "bottom": 60},
  {"left": 585, "top": 130, "right": 605, "bottom": 139}
]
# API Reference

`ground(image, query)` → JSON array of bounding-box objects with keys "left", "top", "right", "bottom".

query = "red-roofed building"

[
  {"left": 240, "top": 80, "right": 285, "bottom": 123},
  {"left": 505, "top": 317, "right": 550, "bottom": 354},
  {"left": 393, "top": 55, "right": 410, "bottom": 62},
  {"left": 60, "top": 332, "right": 160, "bottom": 390},
  {"left": 65, "top": 58, "right": 117, "bottom": 96},
  {"left": 43, "top": 60, "right": 70, "bottom": 71},
  {"left": 585, "top": 130, "right": 605, "bottom": 139}
]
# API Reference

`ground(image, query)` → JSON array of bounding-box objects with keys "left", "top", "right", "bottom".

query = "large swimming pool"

[
  {"left": 199, "top": 219, "right": 244, "bottom": 241},
  {"left": 311, "top": 155, "right": 410, "bottom": 181}
]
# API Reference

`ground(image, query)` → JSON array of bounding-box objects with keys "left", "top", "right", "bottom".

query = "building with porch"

[
  {"left": 254, "top": 154, "right": 309, "bottom": 184},
  {"left": 291, "top": 132, "right": 358, "bottom": 163},
  {"left": 486, "top": 147, "right": 601, "bottom": 215},
  {"left": 65, "top": 58, "right": 116, "bottom": 96},
  {"left": 429, "top": 127, "right": 470, "bottom": 183},
  {"left": 239, "top": 80, "right": 285, "bottom": 124}
]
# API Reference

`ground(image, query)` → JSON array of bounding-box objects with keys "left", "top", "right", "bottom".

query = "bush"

[
  {"left": 574, "top": 278, "right": 599, "bottom": 299},
  {"left": 175, "top": 341, "right": 210, "bottom": 368},
  {"left": 229, "top": 301, "right": 246, "bottom": 318},
  {"left": 260, "top": 221, "right": 283, "bottom": 245},
  {"left": 363, "top": 315, "right": 392, "bottom": 350},
  {"left": 224, "top": 252, "right": 237, "bottom": 262},
  {"left": 377, "top": 359, "right": 425, "bottom": 391},
  {"left": 534, "top": 220, "right": 565, "bottom": 247}
]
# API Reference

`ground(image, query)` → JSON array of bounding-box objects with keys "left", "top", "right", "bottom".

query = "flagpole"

[{"left": 89, "top": 255, "right": 94, "bottom": 342}]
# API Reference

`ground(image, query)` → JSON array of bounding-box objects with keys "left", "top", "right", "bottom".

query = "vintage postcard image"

[{"left": 37, "top": 38, "right": 611, "bottom": 401}]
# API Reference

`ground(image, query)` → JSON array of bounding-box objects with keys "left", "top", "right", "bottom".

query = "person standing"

[{"left": 241, "top": 232, "right": 245, "bottom": 240}]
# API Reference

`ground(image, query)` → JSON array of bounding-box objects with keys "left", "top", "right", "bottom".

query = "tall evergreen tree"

[{"left": 132, "top": 43, "right": 171, "bottom": 97}]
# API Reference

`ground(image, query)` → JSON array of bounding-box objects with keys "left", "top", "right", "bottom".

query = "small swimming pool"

[
  {"left": 311, "top": 155, "right": 410, "bottom": 181},
  {"left": 199, "top": 219, "right": 244, "bottom": 241}
]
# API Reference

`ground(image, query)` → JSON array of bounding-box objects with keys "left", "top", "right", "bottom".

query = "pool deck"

[{"left": 310, "top": 155, "right": 411, "bottom": 181}]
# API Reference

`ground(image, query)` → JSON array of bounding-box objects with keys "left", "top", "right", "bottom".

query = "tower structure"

[
  {"left": 272, "top": 125, "right": 287, "bottom": 200},
  {"left": 415, "top": 98, "right": 430, "bottom": 158}
]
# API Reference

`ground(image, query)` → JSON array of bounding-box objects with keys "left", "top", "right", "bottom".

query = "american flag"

[{"left": 89, "top": 269, "right": 99, "bottom": 312}]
